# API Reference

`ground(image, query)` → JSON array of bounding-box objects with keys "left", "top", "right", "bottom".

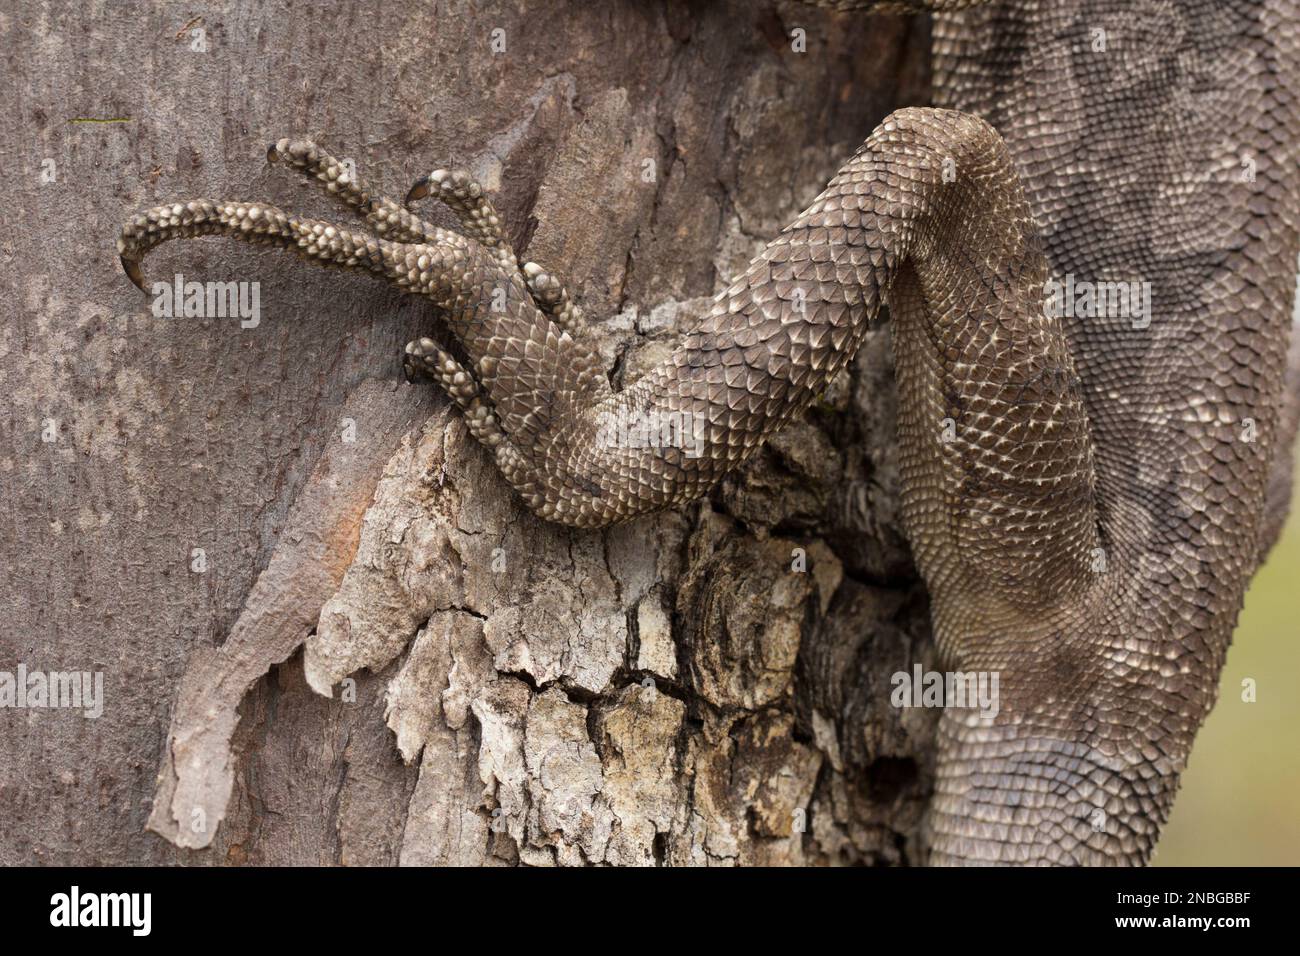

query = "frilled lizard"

[{"left": 118, "top": 0, "right": 1300, "bottom": 864}]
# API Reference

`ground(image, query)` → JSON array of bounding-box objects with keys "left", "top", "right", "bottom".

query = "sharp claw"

[
  {"left": 405, "top": 175, "right": 431, "bottom": 207},
  {"left": 120, "top": 256, "right": 146, "bottom": 292}
]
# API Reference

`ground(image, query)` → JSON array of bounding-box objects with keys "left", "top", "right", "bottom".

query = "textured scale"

[{"left": 117, "top": 0, "right": 1300, "bottom": 865}]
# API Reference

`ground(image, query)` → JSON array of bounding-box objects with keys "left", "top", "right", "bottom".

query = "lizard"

[{"left": 116, "top": 0, "right": 1300, "bottom": 865}]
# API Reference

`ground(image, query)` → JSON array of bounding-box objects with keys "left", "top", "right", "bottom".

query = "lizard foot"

[{"left": 118, "top": 141, "right": 610, "bottom": 517}]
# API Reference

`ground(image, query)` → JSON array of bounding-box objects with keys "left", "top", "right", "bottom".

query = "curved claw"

[
  {"left": 401, "top": 340, "right": 421, "bottom": 384},
  {"left": 120, "top": 255, "right": 146, "bottom": 292},
  {"left": 404, "top": 175, "right": 431, "bottom": 208}
]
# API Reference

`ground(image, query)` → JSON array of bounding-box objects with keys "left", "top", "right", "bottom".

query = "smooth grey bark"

[{"left": 1, "top": 0, "right": 937, "bottom": 864}]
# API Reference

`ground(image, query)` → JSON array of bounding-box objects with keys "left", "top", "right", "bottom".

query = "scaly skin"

[{"left": 118, "top": 1, "right": 1300, "bottom": 864}]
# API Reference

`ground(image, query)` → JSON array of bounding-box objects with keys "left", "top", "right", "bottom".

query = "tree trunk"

[{"left": 2, "top": 0, "right": 938, "bottom": 865}]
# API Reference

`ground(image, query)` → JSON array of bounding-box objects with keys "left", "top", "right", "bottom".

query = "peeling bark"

[{"left": 2, "top": 0, "right": 936, "bottom": 865}]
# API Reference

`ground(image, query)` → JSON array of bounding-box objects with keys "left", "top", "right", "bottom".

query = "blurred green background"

[{"left": 1157, "top": 463, "right": 1300, "bottom": 866}]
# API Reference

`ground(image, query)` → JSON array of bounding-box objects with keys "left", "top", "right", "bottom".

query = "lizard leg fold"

[
  {"left": 114, "top": 112, "right": 1121, "bottom": 866},
  {"left": 473, "top": 107, "right": 1103, "bottom": 608},
  {"left": 129, "top": 115, "right": 1092, "bottom": 592}
]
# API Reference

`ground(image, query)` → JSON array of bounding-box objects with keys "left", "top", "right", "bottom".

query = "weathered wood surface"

[{"left": 0, "top": 0, "right": 935, "bottom": 864}]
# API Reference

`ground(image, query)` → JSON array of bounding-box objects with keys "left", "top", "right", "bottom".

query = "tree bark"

[{"left": 1, "top": 0, "right": 938, "bottom": 865}]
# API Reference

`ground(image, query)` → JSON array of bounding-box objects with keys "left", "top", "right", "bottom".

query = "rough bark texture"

[{"left": 1, "top": 0, "right": 938, "bottom": 864}]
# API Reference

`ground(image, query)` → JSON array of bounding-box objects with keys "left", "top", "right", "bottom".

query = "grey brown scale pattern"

[{"left": 117, "top": 0, "right": 1300, "bottom": 865}]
